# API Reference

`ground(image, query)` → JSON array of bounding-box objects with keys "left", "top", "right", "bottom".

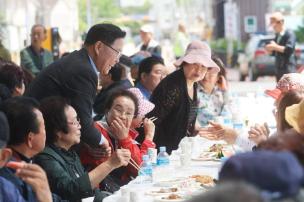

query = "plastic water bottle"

[
  {"left": 157, "top": 146, "right": 170, "bottom": 166},
  {"left": 233, "top": 122, "right": 244, "bottom": 135},
  {"left": 147, "top": 148, "right": 157, "bottom": 167},
  {"left": 138, "top": 155, "right": 153, "bottom": 183},
  {"left": 221, "top": 105, "right": 233, "bottom": 128}
]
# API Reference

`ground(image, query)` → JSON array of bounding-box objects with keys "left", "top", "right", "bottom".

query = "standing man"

[
  {"left": 20, "top": 24, "right": 54, "bottom": 76},
  {"left": 138, "top": 24, "right": 162, "bottom": 57},
  {"left": 26, "top": 23, "right": 126, "bottom": 150},
  {"left": 265, "top": 12, "right": 296, "bottom": 81},
  {"left": 0, "top": 32, "right": 11, "bottom": 61}
]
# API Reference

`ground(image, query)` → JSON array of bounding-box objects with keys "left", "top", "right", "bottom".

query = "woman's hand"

[
  {"left": 248, "top": 123, "right": 270, "bottom": 145},
  {"left": 198, "top": 121, "right": 237, "bottom": 144},
  {"left": 107, "top": 149, "right": 131, "bottom": 169},
  {"left": 143, "top": 118, "right": 155, "bottom": 141},
  {"left": 110, "top": 118, "right": 129, "bottom": 140},
  {"left": 218, "top": 75, "right": 228, "bottom": 91},
  {"left": 198, "top": 121, "right": 225, "bottom": 140},
  {"left": 85, "top": 140, "right": 112, "bottom": 160}
]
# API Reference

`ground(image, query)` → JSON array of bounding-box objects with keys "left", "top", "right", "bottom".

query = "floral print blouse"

[{"left": 197, "top": 84, "right": 229, "bottom": 127}]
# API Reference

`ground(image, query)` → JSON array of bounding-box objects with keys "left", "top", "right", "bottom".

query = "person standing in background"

[
  {"left": 0, "top": 31, "right": 11, "bottom": 61},
  {"left": 265, "top": 12, "right": 296, "bottom": 81},
  {"left": 20, "top": 24, "right": 54, "bottom": 76},
  {"left": 173, "top": 23, "right": 190, "bottom": 59},
  {"left": 138, "top": 24, "right": 162, "bottom": 57}
]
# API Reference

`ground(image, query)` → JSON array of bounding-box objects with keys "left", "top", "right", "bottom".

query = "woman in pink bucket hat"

[{"left": 146, "top": 40, "right": 220, "bottom": 153}]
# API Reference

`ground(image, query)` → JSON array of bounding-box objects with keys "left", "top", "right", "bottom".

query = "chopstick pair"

[
  {"left": 129, "top": 158, "right": 141, "bottom": 171},
  {"left": 119, "top": 146, "right": 143, "bottom": 174},
  {"left": 128, "top": 156, "right": 148, "bottom": 176},
  {"left": 139, "top": 116, "right": 158, "bottom": 128}
]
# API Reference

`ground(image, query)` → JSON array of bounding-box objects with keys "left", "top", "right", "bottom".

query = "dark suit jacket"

[
  {"left": 26, "top": 48, "right": 101, "bottom": 147},
  {"left": 273, "top": 29, "right": 296, "bottom": 73}
]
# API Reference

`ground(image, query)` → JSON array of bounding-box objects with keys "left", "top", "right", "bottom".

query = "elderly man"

[
  {"left": 20, "top": 24, "right": 54, "bottom": 76},
  {"left": 138, "top": 24, "right": 162, "bottom": 57},
  {"left": 26, "top": 24, "right": 126, "bottom": 154},
  {"left": 136, "top": 56, "right": 165, "bottom": 100},
  {"left": 0, "top": 97, "right": 53, "bottom": 202},
  {"left": 265, "top": 12, "right": 296, "bottom": 81}
]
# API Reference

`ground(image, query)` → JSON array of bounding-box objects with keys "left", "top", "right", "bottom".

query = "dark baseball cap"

[
  {"left": 0, "top": 111, "right": 9, "bottom": 148},
  {"left": 219, "top": 150, "right": 304, "bottom": 200}
]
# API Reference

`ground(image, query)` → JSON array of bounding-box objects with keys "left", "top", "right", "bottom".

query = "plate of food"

[
  {"left": 154, "top": 177, "right": 188, "bottom": 187},
  {"left": 146, "top": 187, "right": 179, "bottom": 196},
  {"left": 190, "top": 175, "right": 215, "bottom": 189},
  {"left": 156, "top": 193, "right": 187, "bottom": 202},
  {"left": 191, "top": 152, "right": 221, "bottom": 161}
]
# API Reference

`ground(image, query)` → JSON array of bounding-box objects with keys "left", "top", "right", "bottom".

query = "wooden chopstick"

[
  {"left": 129, "top": 158, "right": 141, "bottom": 171},
  {"left": 139, "top": 117, "right": 158, "bottom": 128}
]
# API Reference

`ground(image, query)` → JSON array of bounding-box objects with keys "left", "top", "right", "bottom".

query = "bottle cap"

[{"left": 159, "top": 146, "right": 166, "bottom": 152}]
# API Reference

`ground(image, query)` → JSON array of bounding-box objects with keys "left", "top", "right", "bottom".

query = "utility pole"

[{"left": 86, "top": 0, "right": 92, "bottom": 31}]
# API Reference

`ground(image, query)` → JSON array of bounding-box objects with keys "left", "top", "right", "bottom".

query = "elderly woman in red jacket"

[{"left": 81, "top": 89, "right": 155, "bottom": 186}]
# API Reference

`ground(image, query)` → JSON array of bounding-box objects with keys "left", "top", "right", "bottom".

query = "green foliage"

[
  {"left": 295, "top": 25, "right": 304, "bottom": 43},
  {"left": 210, "top": 38, "right": 245, "bottom": 53},
  {"left": 78, "top": 0, "right": 121, "bottom": 32},
  {"left": 116, "top": 21, "right": 142, "bottom": 36},
  {"left": 120, "top": 1, "right": 151, "bottom": 15}
]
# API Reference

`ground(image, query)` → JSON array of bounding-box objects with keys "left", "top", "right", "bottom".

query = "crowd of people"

[{"left": 0, "top": 11, "right": 303, "bottom": 202}]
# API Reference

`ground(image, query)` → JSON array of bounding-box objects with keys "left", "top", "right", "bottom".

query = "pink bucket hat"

[
  {"left": 265, "top": 73, "right": 304, "bottom": 100},
  {"left": 174, "top": 40, "right": 220, "bottom": 73},
  {"left": 128, "top": 88, "right": 155, "bottom": 117}
]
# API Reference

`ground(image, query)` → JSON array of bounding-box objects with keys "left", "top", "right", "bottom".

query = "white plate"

[
  {"left": 145, "top": 187, "right": 179, "bottom": 196},
  {"left": 155, "top": 195, "right": 187, "bottom": 202},
  {"left": 191, "top": 152, "right": 221, "bottom": 161},
  {"left": 154, "top": 177, "right": 188, "bottom": 187}
]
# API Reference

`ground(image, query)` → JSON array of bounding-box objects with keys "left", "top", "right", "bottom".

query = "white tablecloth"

[{"left": 103, "top": 137, "right": 224, "bottom": 202}]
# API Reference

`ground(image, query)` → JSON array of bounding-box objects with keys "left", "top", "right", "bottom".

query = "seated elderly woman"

[
  {"left": 81, "top": 89, "right": 156, "bottom": 187},
  {"left": 34, "top": 96, "right": 131, "bottom": 202},
  {"left": 0, "top": 61, "right": 25, "bottom": 102},
  {"left": 197, "top": 55, "right": 229, "bottom": 127}
]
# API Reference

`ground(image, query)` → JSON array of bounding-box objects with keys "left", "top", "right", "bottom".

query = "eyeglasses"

[
  {"left": 111, "top": 108, "right": 134, "bottom": 119},
  {"left": 100, "top": 41, "right": 122, "bottom": 60},
  {"left": 67, "top": 117, "right": 80, "bottom": 126}
]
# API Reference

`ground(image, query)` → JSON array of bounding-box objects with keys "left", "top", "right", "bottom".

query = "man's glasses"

[
  {"left": 101, "top": 41, "right": 121, "bottom": 60},
  {"left": 67, "top": 117, "right": 80, "bottom": 126}
]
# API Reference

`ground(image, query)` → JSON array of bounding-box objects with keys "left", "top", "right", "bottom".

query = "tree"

[
  {"left": 78, "top": 0, "right": 121, "bottom": 32},
  {"left": 295, "top": 25, "right": 304, "bottom": 43}
]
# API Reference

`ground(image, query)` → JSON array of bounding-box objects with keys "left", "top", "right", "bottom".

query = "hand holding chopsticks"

[{"left": 139, "top": 116, "right": 158, "bottom": 128}]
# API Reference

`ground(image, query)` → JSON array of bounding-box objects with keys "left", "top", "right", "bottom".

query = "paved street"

[{"left": 226, "top": 68, "right": 276, "bottom": 93}]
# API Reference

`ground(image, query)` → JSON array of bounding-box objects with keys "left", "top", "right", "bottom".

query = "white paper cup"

[
  {"left": 120, "top": 187, "right": 130, "bottom": 202},
  {"left": 180, "top": 141, "right": 191, "bottom": 154},
  {"left": 180, "top": 153, "right": 191, "bottom": 167},
  {"left": 130, "top": 191, "right": 143, "bottom": 202}
]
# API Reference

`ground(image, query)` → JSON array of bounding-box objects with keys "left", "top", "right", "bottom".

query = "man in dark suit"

[
  {"left": 26, "top": 24, "right": 126, "bottom": 151},
  {"left": 265, "top": 12, "right": 296, "bottom": 81}
]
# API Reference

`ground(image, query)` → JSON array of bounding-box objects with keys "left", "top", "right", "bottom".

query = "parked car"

[{"left": 238, "top": 34, "right": 276, "bottom": 81}]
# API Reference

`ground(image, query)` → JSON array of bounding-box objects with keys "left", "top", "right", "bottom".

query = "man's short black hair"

[
  {"left": 84, "top": 23, "right": 126, "bottom": 45},
  {"left": 137, "top": 56, "right": 164, "bottom": 82},
  {"left": 0, "top": 97, "right": 40, "bottom": 145},
  {"left": 109, "top": 64, "right": 123, "bottom": 82}
]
